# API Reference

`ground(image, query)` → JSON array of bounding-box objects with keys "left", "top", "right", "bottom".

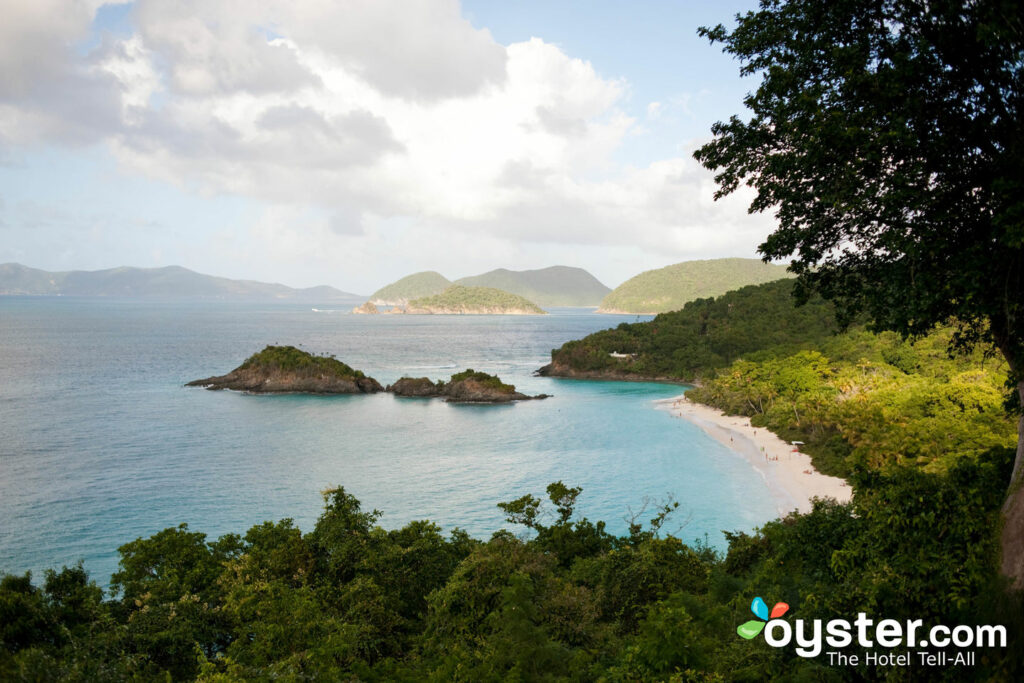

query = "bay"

[{"left": 0, "top": 298, "right": 777, "bottom": 586}]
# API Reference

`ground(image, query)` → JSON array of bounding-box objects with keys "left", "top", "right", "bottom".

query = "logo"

[
  {"left": 737, "top": 596, "right": 789, "bottom": 639},
  {"left": 734, "top": 595, "right": 1005, "bottom": 665}
]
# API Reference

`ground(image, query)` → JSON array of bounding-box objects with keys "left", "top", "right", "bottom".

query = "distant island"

[
  {"left": 0, "top": 263, "right": 364, "bottom": 303},
  {"left": 406, "top": 286, "right": 546, "bottom": 314},
  {"left": 355, "top": 285, "right": 547, "bottom": 315},
  {"left": 186, "top": 346, "right": 384, "bottom": 394},
  {"left": 368, "top": 265, "right": 610, "bottom": 308},
  {"left": 389, "top": 369, "right": 549, "bottom": 403},
  {"left": 454, "top": 266, "right": 610, "bottom": 307},
  {"left": 596, "top": 257, "right": 792, "bottom": 314}
]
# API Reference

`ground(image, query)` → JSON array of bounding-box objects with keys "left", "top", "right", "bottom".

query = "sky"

[{"left": 0, "top": 0, "right": 771, "bottom": 294}]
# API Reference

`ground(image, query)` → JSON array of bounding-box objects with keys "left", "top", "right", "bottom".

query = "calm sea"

[{"left": 0, "top": 298, "right": 777, "bottom": 587}]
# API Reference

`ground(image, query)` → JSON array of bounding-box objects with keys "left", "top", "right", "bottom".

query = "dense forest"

[
  {"left": 548, "top": 279, "right": 842, "bottom": 380},
  {"left": 688, "top": 328, "right": 1016, "bottom": 479}
]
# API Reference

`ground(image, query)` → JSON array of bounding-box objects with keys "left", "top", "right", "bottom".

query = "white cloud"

[
  {"left": 0, "top": 0, "right": 101, "bottom": 98},
  {"left": 1, "top": 0, "right": 774, "bottom": 288}
]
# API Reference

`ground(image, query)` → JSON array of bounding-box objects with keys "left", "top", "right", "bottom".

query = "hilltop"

[
  {"left": 597, "top": 257, "right": 792, "bottom": 314},
  {"left": 454, "top": 266, "right": 610, "bottom": 307},
  {"left": 368, "top": 271, "right": 452, "bottom": 305},
  {"left": 405, "top": 285, "right": 546, "bottom": 315},
  {"left": 0, "top": 263, "right": 363, "bottom": 303}
]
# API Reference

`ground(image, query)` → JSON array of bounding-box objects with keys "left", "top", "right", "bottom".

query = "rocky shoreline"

[
  {"left": 186, "top": 370, "right": 384, "bottom": 394},
  {"left": 186, "top": 368, "right": 384, "bottom": 395},
  {"left": 534, "top": 360, "right": 686, "bottom": 384}
]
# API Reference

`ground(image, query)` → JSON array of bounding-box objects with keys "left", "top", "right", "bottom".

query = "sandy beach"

[{"left": 656, "top": 394, "right": 852, "bottom": 516}]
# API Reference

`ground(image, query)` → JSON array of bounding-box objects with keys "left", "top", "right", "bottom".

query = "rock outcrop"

[
  {"left": 388, "top": 370, "right": 549, "bottom": 403},
  {"left": 352, "top": 301, "right": 379, "bottom": 314},
  {"left": 388, "top": 377, "right": 440, "bottom": 397}
]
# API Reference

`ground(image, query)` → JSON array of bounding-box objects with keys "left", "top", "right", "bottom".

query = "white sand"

[{"left": 656, "top": 394, "right": 852, "bottom": 516}]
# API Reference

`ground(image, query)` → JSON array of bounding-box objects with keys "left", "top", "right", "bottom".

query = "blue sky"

[{"left": 0, "top": 0, "right": 769, "bottom": 293}]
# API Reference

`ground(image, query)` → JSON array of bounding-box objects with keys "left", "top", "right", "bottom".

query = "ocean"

[{"left": 0, "top": 298, "right": 778, "bottom": 587}]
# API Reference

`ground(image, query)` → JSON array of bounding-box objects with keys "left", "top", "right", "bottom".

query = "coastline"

[{"left": 657, "top": 394, "right": 852, "bottom": 516}]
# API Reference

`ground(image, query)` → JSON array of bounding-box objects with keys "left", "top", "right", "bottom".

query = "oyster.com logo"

[
  {"left": 734, "top": 594, "right": 1006, "bottom": 666},
  {"left": 737, "top": 596, "right": 789, "bottom": 639}
]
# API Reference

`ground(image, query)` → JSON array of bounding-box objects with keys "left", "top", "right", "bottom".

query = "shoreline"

[{"left": 656, "top": 394, "right": 852, "bottom": 516}]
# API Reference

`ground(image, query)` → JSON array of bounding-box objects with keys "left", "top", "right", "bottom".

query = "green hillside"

[
  {"left": 407, "top": 285, "right": 546, "bottom": 314},
  {"left": 455, "top": 266, "right": 610, "bottom": 307},
  {"left": 597, "top": 257, "right": 793, "bottom": 314},
  {"left": 369, "top": 271, "right": 451, "bottom": 305},
  {"left": 547, "top": 279, "right": 837, "bottom": 381}
]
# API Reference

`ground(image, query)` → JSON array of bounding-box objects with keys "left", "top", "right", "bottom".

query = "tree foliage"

[
  {"left": 695, "top": 0, "right": 1023, "bottom": 359},
  {"left": 689, "top": 328, "right": 1016, "bottom": 477}
]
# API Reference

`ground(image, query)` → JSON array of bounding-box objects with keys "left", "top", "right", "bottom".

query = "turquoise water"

[{"left": 0, "top": 298, "right": 777, "bottom": 586}]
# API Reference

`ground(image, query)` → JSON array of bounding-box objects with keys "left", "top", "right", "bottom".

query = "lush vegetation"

[
  {"left": 369, "top": 271, "right": 451, "bottom": 305},
  {"left": 407, "top": 285, "right": 546, "bottom": 314},
  {"left": 238, "top": 345, "right": 366, "bottom": 380},
  {"left": 3, "top": 465, "right": 1022, "bottom": 681},
  {"left": 689, "top": 329, "right": 1016, "bottom": 478},
  {"left": 447, "top": 369, "right": 516, "bottom": 394},
  {"left": 597, "top": 258, "right": 792, "bottom": 314},
  {"left": 552, "top": 279, "right": 838, "bottom": 380},
  {"left": 694, "top": 0, "right": 1024, "bottom": 578},
  {"left": 455, "top": 266, "right": 611, "bottom": 307}
]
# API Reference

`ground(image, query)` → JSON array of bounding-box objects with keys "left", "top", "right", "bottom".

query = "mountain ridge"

[{"left": 0, "top": 263, "right": 363, "bottom": 302}]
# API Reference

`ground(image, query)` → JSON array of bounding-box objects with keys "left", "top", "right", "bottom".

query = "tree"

[{"left": 694, "top": 0, "right": 1024, "bottom": 583}]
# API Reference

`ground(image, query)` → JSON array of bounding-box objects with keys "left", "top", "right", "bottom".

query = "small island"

[
  {"left": 187, "top": 345, "right": 384, "bottom": 394},
  {"left": 388, "top": 369, "right": 549, "bottom": 403},
  {"left": 402, "top": 285, "right": 547, "bottom": 315}
]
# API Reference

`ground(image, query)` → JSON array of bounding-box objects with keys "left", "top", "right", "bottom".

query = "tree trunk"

[{"left": 1000, "top": 379, "right": 1024, "bottom": 589}]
